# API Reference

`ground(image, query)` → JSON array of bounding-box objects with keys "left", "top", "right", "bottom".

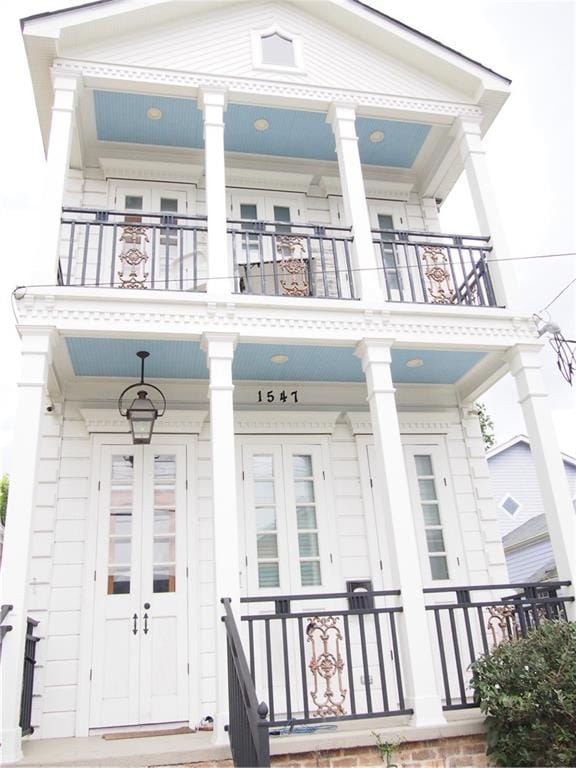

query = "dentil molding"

[
  {"left": 347, "top": 410, "right": 460, "bottom": 435},
  {"left": 234, "top": 411, "right": 341, "bottom": 434},
  {"left": 80, "top": 408, "right": 208, "bottom": 433}
]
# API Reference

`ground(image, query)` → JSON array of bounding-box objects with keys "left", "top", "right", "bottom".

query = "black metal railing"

[
  {"left": 372, "top": 229, "right": 497, "bottom": 307},
  {"left": 228, "top": 220, "right": 356, "bottom": 300},
  {"left": 240, "top": 590, "right": 411, "bottom": 727},
  {"left": 424, "top": 581, "right": 573, "bottom": 710},
  {"left": 0, "top": 604, "right": 13, "bottom": 661},
  {"left": 222, "top": 598, "right": 270, "bottom": 768},
  {"left": 20, "top": 617, "right": 40, "bottom": 735},
  {"left": 58, "top": 208, "right": 208, "bottom": 291}
]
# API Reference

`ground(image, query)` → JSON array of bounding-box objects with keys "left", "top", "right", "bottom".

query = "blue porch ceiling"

[
  {"left": 93, "top": 90, "right": 431, "bottom": 168},
  {"left": 65, "top": 338, "right": 484, "bottom": 385}
]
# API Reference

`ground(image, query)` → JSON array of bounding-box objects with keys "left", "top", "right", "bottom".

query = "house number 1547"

[{"left": 257, "top": 389, "right": 299, "bottom": 404}]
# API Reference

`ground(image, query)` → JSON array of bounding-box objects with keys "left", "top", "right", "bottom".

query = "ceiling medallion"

[
  {"left": 369, "top": 130, "right": 385, "bottom": 143},
  {"left": 146, "top": 106, "right": 163, "bottom": 120},
  {"left": 405, "top": 358, "right": 424, "bottom": 368},
  {"left": 270, "top": 354, "right": 289, "bottom": 364},
  {"left": 254, "top": 118, "right": 270, "bottom": 131}
]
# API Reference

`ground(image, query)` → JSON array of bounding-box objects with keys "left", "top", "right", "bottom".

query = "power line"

[{"left": 539, "top": 276, "right": 576, "bottom": 314}]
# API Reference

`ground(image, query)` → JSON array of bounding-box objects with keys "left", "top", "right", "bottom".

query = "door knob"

[{"left": 144, "top": 602, "right": 151, "bottom": 609}]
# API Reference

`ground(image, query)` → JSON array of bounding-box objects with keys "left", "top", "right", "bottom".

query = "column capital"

[
  {"left": 201, "top": 332, "right": 238, "bottom": 358},
  {"left": 326, "top": 102, "right": 357, "bottom": 126},
  {"left": 198, "top": 87, "right": 228, "bottom": 113},
  {"left": 50, "top": 69, "right": 81, "bottom": 112},
  {"left": 507, "top": 343, "right": 545, "bottom": 375},
  {"left": 355, "top": 338, "right": 394, "bottom": 366}
]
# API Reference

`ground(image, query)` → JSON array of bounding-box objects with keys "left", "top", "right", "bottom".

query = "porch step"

[{"left": 19, "top": 732, "right": 230, "bottom": 767}]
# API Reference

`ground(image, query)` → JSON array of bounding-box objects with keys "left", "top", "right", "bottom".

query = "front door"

[{"left": 90, "top": 445, "right": 189, "bottom": 728}]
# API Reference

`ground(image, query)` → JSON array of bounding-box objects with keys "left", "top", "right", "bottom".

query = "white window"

[
  {"left": 252, "top": 27, "right": 304, "bottom": 72},
  {"left": 500, "top": 495, "right": 521, "bottom": 516}
]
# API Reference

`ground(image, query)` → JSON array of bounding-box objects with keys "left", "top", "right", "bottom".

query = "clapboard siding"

[
  {"left": 62, "top": 2, "right": 470, "bottom": 102},
  {"left": 507, "top": 538, "right": 555, "bottom": 582},
  {"left": 489, "top": 441, "right": 576, "bottom": 536}
]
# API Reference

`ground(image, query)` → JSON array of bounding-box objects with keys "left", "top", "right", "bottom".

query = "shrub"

[{"left": 471, "top": 619, "right": 576, "bottom": 767}]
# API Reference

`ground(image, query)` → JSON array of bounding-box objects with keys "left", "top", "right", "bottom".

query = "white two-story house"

[{"left": 1, "top": 1, "right": 574, "bottom": 765}]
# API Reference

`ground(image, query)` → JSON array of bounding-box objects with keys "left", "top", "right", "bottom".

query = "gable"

[{"left": 58, "top": 1, "right": 474, "bottom": 103}]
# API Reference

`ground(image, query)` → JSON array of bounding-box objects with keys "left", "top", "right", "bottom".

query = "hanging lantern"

[{"left": 118, "top": 352, "right": 166, "bottom": 444}]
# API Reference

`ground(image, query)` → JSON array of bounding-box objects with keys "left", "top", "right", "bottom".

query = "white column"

[
  {"left": 452, "top": 117, "right": 516, "bottom": 310},
  {"left": 509, "top": 344, "right": 576, "bottom": 617},
  {"left": 201, "top": 333, "right": 241, "bottom": 743},
  {"left": 327, "top": 104, "right": 385, "bottom": 304},
  {"left": 0, "top": 328, "right": 54, "bottom": 763},
  {"left": 32, "top": 71, "right": 80, "bottom": 286},
  {"left": 356, "top": 339, "right": 446, "bottom": 726},
  {"left": 199, "top": 89, "right": 231, "bottom": 297}
]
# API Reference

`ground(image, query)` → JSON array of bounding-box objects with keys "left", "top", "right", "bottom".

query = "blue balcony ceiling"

[
  {"left": 65, "top": 338, "right": 484, "bottom": 385},
  {"left": 93, "top": 90, "right": 431, "bottom": 167}
]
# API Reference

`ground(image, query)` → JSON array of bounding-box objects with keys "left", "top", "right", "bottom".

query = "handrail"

[
  {"left": 221, "top": 598, "right": 270, "bottom": 768},
  {"left": 61, "top": 206, "right": 207, "bottom": 223}
]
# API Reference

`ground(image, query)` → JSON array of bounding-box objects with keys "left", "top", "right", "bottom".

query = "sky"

[{"left": 0, "top": 0, "right": 574, "bottom": 475}]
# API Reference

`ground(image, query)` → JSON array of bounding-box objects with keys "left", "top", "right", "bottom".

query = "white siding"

[
  {"left": 506, "top": 539, "right": 555, "bottom": 583},
  {"left": 61, "top": 2, "right": 470, "bottom": 102}
]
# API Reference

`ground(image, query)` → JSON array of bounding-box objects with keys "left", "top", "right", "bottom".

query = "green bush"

[{"left": 471, "top": 620, "right": 576, "bottom": 767}]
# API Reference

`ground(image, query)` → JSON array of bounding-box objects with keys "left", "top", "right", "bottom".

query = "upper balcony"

[{"left": 57, "top": 206, "right": 497, "bottom": 307}]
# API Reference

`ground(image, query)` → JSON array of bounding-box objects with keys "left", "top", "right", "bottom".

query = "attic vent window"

[
  {"left": 501, "top": 495, "right": 520, "bottom": 516},
  {"left": 261, "top": 32, "right": 295, "bottom": 67}
]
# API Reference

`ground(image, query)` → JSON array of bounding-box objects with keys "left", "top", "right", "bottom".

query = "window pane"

[
  {"left": 426, "top": 529, "right": 446, "bottom": 553},
  {"left": 257, "top": 533, "right": 278, "bottom": 559},
  {"left": 377, "top": 214, "right": 394, "bottom": 230},
  {"left": 273, "top": 206, "right": 291, "bottom": 222},
  {"left": 125, "top": 195, "right": 143, "bottom": 210},
  {"left": 108, "top": 567, "right": 130, "bottom": 595},
  {"left": 154, "top": 509, "right": 175, "bottom": 534},
  {"left": 110, "top": 512, "right": 132, "bottom": 535},
  {"left": 261, "top": 33, "right": 295, "bottom": 67},
  {"left": 298, "top": 532, "right": 319, "bottom": 557},
  {"left": 418, "top": 478, "right": 437, "bottom": 501},
  {"left": 253, "top": 455, "right": 273, "bottom": 478},
  {"left": 154, "top": 537, "right": 176, "bottom": 563},
  {"left": 258, "top": 562, "right": 280, "bottom": 588},
  {"left": 160, "top": 198, "right": 178, "bottom": 213},
  {"left": 154, "top": 489, "right": 175, "bottom": 507},
  {"left": 415, "top": 455, "right": 433, "bottom": 476},
  {"left": 430, "top": 556, "right": 449, "bottom": 581},
  {"left": 502, "top": 496, "right": 520, "bottom": 515},
  {"left": 109, "top": 537, "right": 131, "bottom": 565},
  {"left": 294, "top": 480, "right": 315, "bottom": 503},
  {"left": 154, "top": 455, "right": 176, "bottom": 481},
  {"left": 255, "top": 480, "right": 275, "bottom": 503},
  {"left": 154, "top": 565, "right": 175, "bottom": 593},
  {"left": 300, "top": 561, "right": 321, "bottom": 587},
  {"left": 240, "top": 203, "right": 258, "bottom": 220},
  {"left": 256, "top": 506, "right": 276, "bottom": 531},
  {"left": 422, "top": 504, "right": 440, "bottom": 526},
  {"left": 110, "top": 489, "right": 132, "bottom": 507},
  {"left": 111, "top": 455, "right": 134, "bottom": 482},
  {"left": 293, "top": 455, "right": 312, "bottom": 477},
  {"left": 297, "top": 506, "right": 317, "bottom": 530}
]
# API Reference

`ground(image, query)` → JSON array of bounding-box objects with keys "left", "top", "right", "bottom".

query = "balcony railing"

[
  {"left": 424, "top": 581, "right": 573, "bottom": 710},
  {"left": 372, "top": 229, "right": 497, "bottom": 306},
  {"left": 59, "top": 208, "right": 208, "bottom": 291},
  {"left": 58, "top": 208, "right": 499, "bottom": 308},
  {"left": 240, "top": 590, "right": 411, "bottom": 727}
]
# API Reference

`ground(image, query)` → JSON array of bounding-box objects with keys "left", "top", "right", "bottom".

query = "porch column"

[
  {"left": 509, "top": 344, "right": 576, "bottom": 617},
  {"left": 0, "top": 328, "right": 55, "bottom": 763},
  {"left": 452, "top": 117, "right": 515, "bottom": 310},
  {"left": 199, "top": 89, "right": 231, "bottom": 297},
  {"left": 356, "top": 339, "right": 446, "bottom": 726},
  {"left": 33, "top": 70, "right": 81, "bottom": 286},
  {"left": 327, "top": 104, "right": 385, "bottom": 304},
  {"left": 201, "top": 333, "right": 241, "bottom": 743}
]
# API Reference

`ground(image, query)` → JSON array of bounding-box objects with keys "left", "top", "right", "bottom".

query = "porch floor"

[{"left": 19, "top": 712, "right": 485, "bottom": 767}]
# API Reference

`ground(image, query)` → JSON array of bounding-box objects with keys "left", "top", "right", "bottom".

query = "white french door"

[
  {"left": 90, "top": 445, "right": 189, "bottom": 728},
  {"left": 111, "top": 186, "right": 199, "bottom": 290},
  {"left": 366, "top": 440, "right": 465, "bottom": 587}
]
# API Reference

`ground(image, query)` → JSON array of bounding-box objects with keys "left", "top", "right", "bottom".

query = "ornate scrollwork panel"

[
  {"left": 306, "top": 615, "right": 347, "bottom": 718},
  {"left": 277, "top": 235, "right": 309, "bottom": 297},
  {"left": 118, "top": 225, "right": 149, "bottom": 289},
  {"left": 419, "top": 245, "right": 455, "bottom": 304},
  {"left": 486, "top": 605, "right": 520, "bottom": 648}
]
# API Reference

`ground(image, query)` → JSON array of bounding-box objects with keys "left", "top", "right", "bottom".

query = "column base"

[
  {"left": 0, "top": 727, "right": 24, "bottom": 764},
  {"left": 407, "top": 695, "right": 447, "bottom": 728},
  {"left": 211, "top": 713, "right": 230, "bottom": 747}
]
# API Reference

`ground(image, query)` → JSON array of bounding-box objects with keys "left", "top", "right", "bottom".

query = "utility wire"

[{"left": 539, "top": 276, "right": 576, "bottom": 314}]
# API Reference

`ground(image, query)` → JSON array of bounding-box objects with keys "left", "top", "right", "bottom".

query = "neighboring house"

[
  {"left": 487, "top": 435, "right": 576, "bottom": 582},
  {"left": 0, "top": 2, "right": 574, "bottom": 766}
]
